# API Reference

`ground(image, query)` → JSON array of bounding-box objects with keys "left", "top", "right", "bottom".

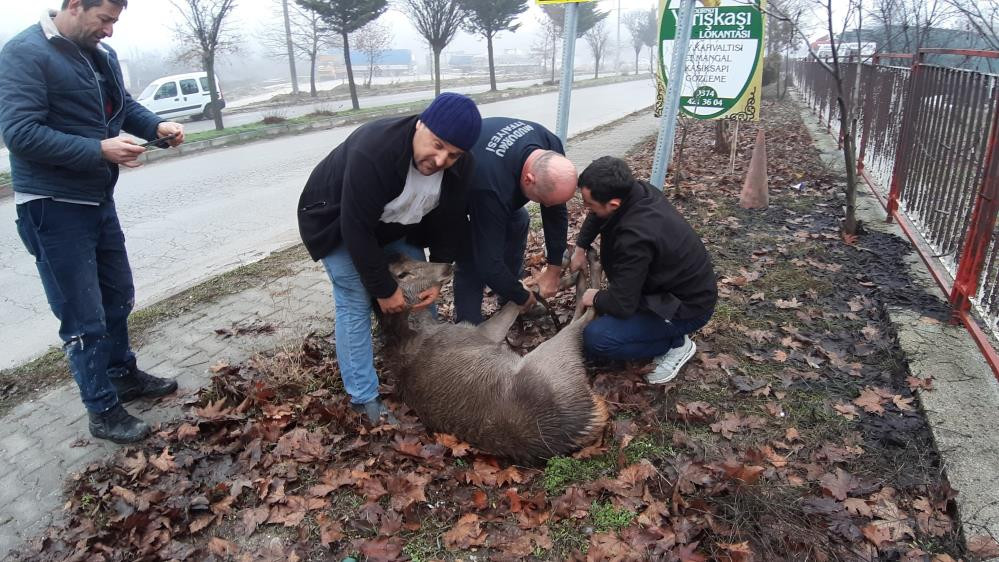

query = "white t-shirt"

[{"left": 380, "top": 163, "right": 444, "bottom": 225}]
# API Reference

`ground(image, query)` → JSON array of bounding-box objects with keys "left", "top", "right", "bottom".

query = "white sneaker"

[{"left": 645, "top": 336, "right": 696, "bottom": 384}]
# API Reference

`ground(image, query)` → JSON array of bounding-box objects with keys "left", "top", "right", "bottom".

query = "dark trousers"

[
  {"left": 583, "top": 309, "right": 713, "bottom": 361},
  {"left": 16, "top": 198, "right": 137, "bottom": 413},
  {"left": 453, "top": 206, "right": 530, "bottom": 325}
]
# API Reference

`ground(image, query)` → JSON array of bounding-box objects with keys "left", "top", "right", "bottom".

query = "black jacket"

[
  {"left": 297, "top": 115, "right": 474, "bottom": 299},
  {"left": 576, "top": 180, "right": 717, "bottom": 321}
]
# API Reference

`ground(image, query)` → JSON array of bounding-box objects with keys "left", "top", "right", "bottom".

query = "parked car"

[{"left": 136, "top": 72, "right": 225, "bottom": 121}]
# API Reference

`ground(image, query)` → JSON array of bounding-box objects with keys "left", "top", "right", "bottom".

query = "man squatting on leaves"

[
  {"left": 0, "top": 0, "right": 186, "bottom": 444},
  {"left": 573, "top": 156, "right": 718, "bottom": 383},
  {"left": 297, "top": 93, "right": 483, "bottom": 425},
  {"left": 453, "top": 117, "right": 578, "bottom": 324}
]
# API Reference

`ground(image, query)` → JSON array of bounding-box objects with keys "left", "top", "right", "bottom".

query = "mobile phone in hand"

[{"left": 140, "top": 132, "right": 180, "bottom": 148}]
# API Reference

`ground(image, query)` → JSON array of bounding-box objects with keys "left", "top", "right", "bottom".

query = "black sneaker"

[
  {"left": 112, "top": 367, "right": 178, "bottom": 402},
  {"left": 88, "top": 404, "right": 151, "bottom": 444}
]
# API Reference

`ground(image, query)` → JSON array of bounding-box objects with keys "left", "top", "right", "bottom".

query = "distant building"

[
  {"left": 317, "top": 49, "right": 415, "bottom": 79},
  {"left": 840, "top": 25, "right": 999, "bottom": 73}
]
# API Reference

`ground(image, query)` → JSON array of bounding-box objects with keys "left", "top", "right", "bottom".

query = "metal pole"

[
  {"left": 650, "top": 0, "right": 697, "bottom": 189},
  {"left": 555, "top": 3, "right": 579, "bottom": 145},
  {"left": 282, "top": 0, "right": 299, "bottom": 95},
  {"left": 615, "top": 0, "right": 621, "bottom": 74}
]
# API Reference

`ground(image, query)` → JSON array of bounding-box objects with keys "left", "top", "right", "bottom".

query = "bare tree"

[
  {"left": 352, "top": 20, "right": 392, "bottom": 88},
  {"left": 402, "top": 0, "right": 465, "bottom": 96},
  {"left": 531, "top": 14, "right": 559, "bottom": 82},
  {"left": 542, "top": 4, "right": 609, "bottom": 82},
  {"left": 772, "top": 0, "right": 863, "bottom": 234},
  {"left": 584, "top": 19, "right": 610, "bottom": 79},
  {"left": 297, "top": 0, "right": 388, "bottom": 110},
  {"left": 460, "top": 0, "right": 529, "bottom": 91},
  {"left": 170, "top": 0, "right": 238, "bottom": 130},
  {"left": 942, "top": 0, "right": 998, "bottom": 49},
  {"left": 869, "top": 0, "right": 951, "bottom": 53},
  {"left": 641, "top": 6, "right": 658, "bottom": 74},
  {"left": 262, "top": 0, "right": 337, "bottom": 97},
  {"left": 623, "top": 10, "right": 646, "bottom": 74}
]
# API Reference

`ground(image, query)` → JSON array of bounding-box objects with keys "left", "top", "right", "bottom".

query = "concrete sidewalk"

[{"left": 0, "top": 111, "right": 661, "bottom": 557}]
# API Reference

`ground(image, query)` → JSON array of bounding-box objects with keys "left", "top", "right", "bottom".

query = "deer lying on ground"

[{"left": 377, "top": 254, "right": 607, "bottom": 464}]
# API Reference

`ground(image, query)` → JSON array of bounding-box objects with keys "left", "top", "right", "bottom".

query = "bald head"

[{"left": 522, "top": 150, "right": 578, "bottom": 206}]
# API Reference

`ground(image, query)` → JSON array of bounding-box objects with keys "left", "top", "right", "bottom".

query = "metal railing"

[{"left": 792, "top": 49, "right": 999, "bottom": 379}]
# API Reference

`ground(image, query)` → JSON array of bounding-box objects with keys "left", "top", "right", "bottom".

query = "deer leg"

[{"left": 476, "top": 302, "right": 522, "bottom": 343}]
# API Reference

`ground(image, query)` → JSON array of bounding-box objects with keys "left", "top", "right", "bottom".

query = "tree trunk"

[
  {"left": 309, "top": 52, "right": 318, "bottom": 97},
  {"left": 649, "top": 45, "right": 654, "bottom": 74},
  {"left": 594, "top": 53, "right": 599, "bottom": 79},
  {"left": 342, "top": 31, "right": 359, "bottom": 110},
  {"left": 634, "top": 48, "right": 639, "bottom": 74},
  {"left": 714, "top": 120, "right": 731, "bottom": 154},
  {"left": 282, "top": 0, "right": 299, "bottom": 95},
  {"left": 367, "top": 59, "right": 375, "bottom": 88},
  {"left": 205, "top": 55, "right": 224, "bottom": 131},
  {"left": 487, "top": 34, "right": 497, "bottom": 92},
  {"left": 840, "top": 99, "right": 859, "bottom": 235},
  {"left": 433, "top": 49, "right": 441, "bottom": 96}
]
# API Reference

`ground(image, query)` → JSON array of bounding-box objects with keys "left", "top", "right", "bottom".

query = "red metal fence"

[{"left": 792, "top": 49, "right": 999, "bottom": 378}]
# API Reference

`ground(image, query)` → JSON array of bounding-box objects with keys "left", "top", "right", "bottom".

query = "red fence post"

[
  {"left": 950, "top": 85, "right": 999, "bottom": 317},
  {"left": 886, "top": 53, "right": 924, "bottom": 221}
]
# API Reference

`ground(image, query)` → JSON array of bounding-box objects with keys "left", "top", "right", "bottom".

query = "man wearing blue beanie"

[{"left": 297, "top": 92, "right": 482, "bottom": 424}]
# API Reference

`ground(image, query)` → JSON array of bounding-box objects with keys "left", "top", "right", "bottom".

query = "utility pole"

[
  {"left": 282, "top": 0, "right": 299, "bottom": 95},
  {"left": 615, "top": 0, "right": 621, "bottom": 73},
  {"left": 554, "top": 3, "right": 579, "bottom": 144}
]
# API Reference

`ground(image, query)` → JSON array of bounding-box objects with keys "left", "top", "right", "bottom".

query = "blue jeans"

[
  {"left": 583, "top": 309, "right": 713, "bottom": 361},
  {"left": 15, "top": 199, "right": 138, "bottom": 413},
  {"left": 453, "top": 206, "right": 529, "bottom": 325},
  {"left": 321, "top": 239, "right": 428, "bottom": 405}
]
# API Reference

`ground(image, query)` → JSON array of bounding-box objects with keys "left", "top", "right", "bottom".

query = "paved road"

[
  {"left": 0, "top": 78, "right": 548, "bottom": 172},
  {"left": 0, "top": 78, "right": 657, "bottom": 370}
]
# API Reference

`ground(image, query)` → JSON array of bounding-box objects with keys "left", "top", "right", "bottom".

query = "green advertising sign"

[{"left": 656, "top": 0, "right": 766, "bottom": 121}]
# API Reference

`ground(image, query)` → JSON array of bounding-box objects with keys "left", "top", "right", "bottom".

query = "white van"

[{"left": 136, "top": 72, "right": 226, "bottom": 121}]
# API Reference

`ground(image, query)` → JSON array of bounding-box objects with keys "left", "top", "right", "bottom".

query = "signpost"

[
  {"left": 537, "top": 0, "right": 597, "bottom": 144},
  {"left": 650, "top": 0, "right": 765, "bottom": 188}
]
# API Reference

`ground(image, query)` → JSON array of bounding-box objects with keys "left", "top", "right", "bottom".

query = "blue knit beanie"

[{"left": 419, "top": 92, "right": 482, "bottom": 152}]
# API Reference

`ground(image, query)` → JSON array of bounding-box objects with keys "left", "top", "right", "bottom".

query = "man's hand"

[
  {"left": 532, "top": 265, "right": 562, "bottom": 298},
  {"left": 581, "top": 288, "right": 598, "bottom": 308},
  {"left": 411, "top": 285, "right": 441, "bottom": 311},
  {"left": 157, "top": 122, "right": 185, "bottom": 147},
  {"left": 569, "top": 246, "right": 588, "bottom": 273},
  {"left": 100, "top": 136, "right": 146, "bottom": 168},
  {"left": 377, "top": 287, "right": 408, "bottom": 314},
  {"left": 519, "top": 290, "right": 538, "bottom": 312}
]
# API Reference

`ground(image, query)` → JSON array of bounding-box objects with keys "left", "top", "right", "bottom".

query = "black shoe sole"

[{"left": 116, "top": 380, "right": 179, "bottom": 403}]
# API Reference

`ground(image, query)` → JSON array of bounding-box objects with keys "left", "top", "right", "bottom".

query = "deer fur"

[{"left": 378, "top": 256, "right": 607, "bottom": 464}]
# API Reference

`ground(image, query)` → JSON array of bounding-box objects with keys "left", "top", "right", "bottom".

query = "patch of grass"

[
  {"left": 782, "top": 388, "right": 852, "bottom": 435},
  {"left": 547, "top": 519, "right": 589, "bottom": 559},
  {"left": 0, "top": 171, "right": 10, "bottom": 185},
  {"left": 590, "top": 501, "right": 635, "bottom": 534},
  {"left": 543, "top": 455, "right": 615, "bottom": 495},
  {"left": 623, "top": 434, "right": 677, "bottom": 464},
  {"left": 526, "top": 202, "right": 543, "bottom": 230},
  {"left": 763, "top": 266, "right": 835, "bottom": 300},
  {"left": 403, "top": 518, "right": 449, "bottom": 562}
]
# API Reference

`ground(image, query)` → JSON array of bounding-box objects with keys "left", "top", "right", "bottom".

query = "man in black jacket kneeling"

[{"left": 572, "top": 156, "right": 718, "bottom": 384}]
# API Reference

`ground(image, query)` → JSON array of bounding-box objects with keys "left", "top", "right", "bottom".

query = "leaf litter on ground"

[{"left": 12, "top": 95, "right": 986, "bottom": 561}]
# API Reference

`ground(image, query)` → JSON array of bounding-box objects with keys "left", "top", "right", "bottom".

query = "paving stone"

[{"left": 0, "top": 432, "right": 33, "bottom": 457}]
